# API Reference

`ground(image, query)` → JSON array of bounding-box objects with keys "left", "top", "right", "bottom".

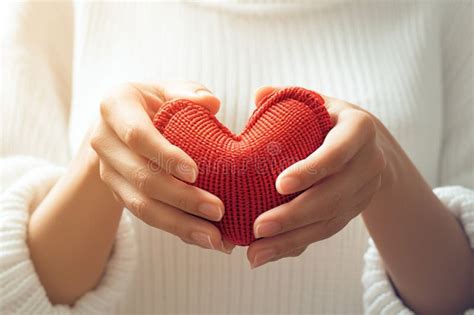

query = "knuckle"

[
  {"left": 334, "top": 99, "right": 354, "bottom": 111},
  {"left": 322, "top": 219, "right": 334, "bottom": 235},
  {"left": 98, "top": 165, "right": 109, "bottom": 183},
  {"left": 134, "top": 167, "right": 151, "bottom": 192},
  {"left": 160, "top": 146, "right": 181, "bottom": 173},
  {"left": 304, "top": 159, "right": 319, "bottom": 176},
  {"left": 90, "top": 130, "right": 104, "bottom": 152},
  {"left": 110, "top": 191, "right": 123, "bottom": 204},
  {"left": 326, "top": 191, "right": 343, "bottom": 218},
  {"left": 167, "top": 221, "right": 181, "bottom": 237},
  {"left": 286, "top": 247, "right": 305, "bottom": 258},
  {"left": 354, "top": 111, "right": 376, "bottom": 139},
  {"left": 374, "top": 174, "right": 383, "bottom": 190},
  {"left": 363, "top": 118, "right": 377, "bottom": 140},
  {"left": 279, "top": 241, "right": 297, "bottom": 257},
  {"left": 374, "top": 148, "right": 387, "bottom": 173},
  {"left": 284, "top": 212, "right": 299, "bottom": 229},
  {"left": 176, "top": 196, "right": 192, "bottom": 212},
  {"left": 189, "top": 81, "right": 205, "bottom": 90},
  {"left": 289, "top": 206, "right": 314, "bottom": 229},
  {"left": 293, "top": 247, "right": 306, "bottom": 257},
  {"left": 287, "top": 251, "right": 299, "bottom": 258},
  {"left": 99, "top": 97, "right": 112, "bottom": 119},
  {"left": 278, "top": 235, "right": 304, "bottom": 254},
  {"left": 187, "top": 80, "right": 210, "bottom": 92},
  {"left": 121, "top": 82, "right": 137, "bottom": 93},
  {"left": 328, "top": 145, "right": 349, "bottom": 167},
  {"left": 333, "top": 148, "right": 347, "bottom": 166},
  {"left": 331, "top": 216, "right": 348, "bottom": 233},
  {"left": 128, "top": 197, "right": 148, "bottom": 221},
  {"left": 359, "top": 197, "right": 374, "bottom": 214},
  {"left": 147, "top": 158, "right": 162, "bottom": 174},
  {"left": 348, "top": 102, "right": 361, "bottom": 110},
  {"left": 323, "top": 218, "right": 342, "bottom": 238},
  {"left": 123, "top": 125, "right": 142, "bottom": 148},
  {"left": 180, "top": 237, "right": 193, "bottom": 245},
  {"left": 341, "top": 108, "right": 359, "bottom": 118},
  {"left": 116, "top": 82, "right": 138, "bottom": 97},
  {"left": 90, "top": 135, "right": 100, "bottom": 152},
  {"left": 280, "top": 200, "right": 305, "bottom": 229}
]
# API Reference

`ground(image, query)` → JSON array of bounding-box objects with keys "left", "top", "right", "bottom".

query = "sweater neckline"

[{"left": 188, "top": 0, "right": 345, "bottom": 15}]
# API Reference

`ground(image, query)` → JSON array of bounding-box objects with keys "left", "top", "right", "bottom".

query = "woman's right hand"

[{"left": 90, "top": 81, "right": 234, "bottom": 254}]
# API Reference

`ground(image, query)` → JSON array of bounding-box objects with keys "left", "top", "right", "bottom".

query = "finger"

[
  {"left": 93, "top": 122, "right": 224, "bottom": 221},
  {"left": 131, "top": 81, "right": 221, "bottom": 115},
  {"left": 249, "top": 245, "right": 307, "bottom": 269},
  {"left": 99, "top": 161, "right": 229, "bottom": 253},
  {"left": 157, "top": 80, "right": 221, "bottom": 115},
  {"left": 182, "top": 237, "right": 235, "bottom": 254},
  {"left": 180, "top": 236, "right": 235, "bottom": 254},
  {"left": 276, "top": 109, "right": 377, "bottom": 194},
  {"left": 249, "top": 217, "right": 348, "bottom": 268},
  {"left": 254, "top": 86, "right": 279, "bottom": 107},
  {"left": 99, "top": 89, "right": 198, "bottom": 183},
  {"left": 256, "top": 142, "right": 386, "bottom": 238},
  {"left": 125, "top": 83, "right": 166, "bottom": 117},
  {"left": 284, "top": 245, "right": 307, "bottom": 258},
  {"left": 222, "top": 238, "right": 236, "bottom": 254}
]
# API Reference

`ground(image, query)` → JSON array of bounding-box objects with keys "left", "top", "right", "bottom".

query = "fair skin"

[
  {"left": 250, "top": 87, "right": 474, "bottom": 313},
  {"left": 27, "top": 81, "right": 473, "bottom": 313}
]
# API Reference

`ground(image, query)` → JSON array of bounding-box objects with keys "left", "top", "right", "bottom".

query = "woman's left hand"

[{"left": 247, "top": 87, "right": 392, "bottom": 269}]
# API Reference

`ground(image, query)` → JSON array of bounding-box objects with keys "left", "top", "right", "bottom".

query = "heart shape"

[{"left": 153, "top": 87, "right": 332, "bottom": 246}]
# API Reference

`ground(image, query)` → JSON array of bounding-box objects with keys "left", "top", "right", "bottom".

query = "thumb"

[
  {"left": 159, "top": 80, "right": 221, "bottom": 115},
  {"left": 254, "top": 85, "right": 279, "bottom": 107},
  {"left": 130, "top": 81, "right": 221, "bottom": 116}
]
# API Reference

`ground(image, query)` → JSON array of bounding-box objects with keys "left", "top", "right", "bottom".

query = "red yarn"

[{"left": 153, "top": 87, "right": 332, "bottom": 246}]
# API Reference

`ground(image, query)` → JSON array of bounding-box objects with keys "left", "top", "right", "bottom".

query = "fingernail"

[
  {"left": 254, "top": 221, "right": 282, "bottom": 238},
  {"left": 251, "top": 248, "right": 276, "bottom": 269},
  {"left": 190, "top": 232, "right": 214, "bottom": 250},
  {"left": 276, "top": 176, "right": 300, "bottom": 194},
  {"left": 198, "top": 203, "right": 223, "bottom": 221},
  {"left": 196, "top": 89, "right": 212, "bottom": 97},
  {"left": 176, "top": 163, "right": 197, "bottom": 183},
  {"left": 219, "top": 240, "right": 234, "bottom": 254}
]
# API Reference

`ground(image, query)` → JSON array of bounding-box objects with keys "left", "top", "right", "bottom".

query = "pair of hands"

[{"left": 91, "top": 81, "right": 389, "bottom": 268}]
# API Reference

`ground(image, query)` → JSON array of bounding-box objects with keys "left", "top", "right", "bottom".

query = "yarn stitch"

[{"left": 154, "top": 87, "right": 333, "bottom": 245}]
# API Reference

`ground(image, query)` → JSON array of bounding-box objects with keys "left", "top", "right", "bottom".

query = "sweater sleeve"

[
  {"left": 362, "top": 187, "right": 474, "bottom": 315},
  {"left": 0, "top": 156, "right": 137, "bottom": 314},
  {"left": 0, "top": 2, "right": 137, "bottom": 313},
  {"left": 361, "top": 2, "right": 473, "bottom": 314}
]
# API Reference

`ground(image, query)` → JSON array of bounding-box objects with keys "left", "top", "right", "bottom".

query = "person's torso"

[{"left": 69, "top": 2, "right": 443, "bottom": 313}]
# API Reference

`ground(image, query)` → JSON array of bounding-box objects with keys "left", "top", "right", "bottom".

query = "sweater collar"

[{"left": 189, "top": 0, "right": 345, "bottom": 14}]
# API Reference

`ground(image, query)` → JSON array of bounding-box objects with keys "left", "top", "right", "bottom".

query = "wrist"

[
  {"left": 73, "top": 136, "right": 123, "bottom": 214},
  {"left": 360, "top": 116, "right": 449, "bottom": 241},
  {"left": 370, "top": 120, "right": 401, "bottom": 197},
  {"left": 27, "top": 132, "right": 126, "bottom": 305},
  {"left": 69, "top": 127, "right": 122, "bottom": 210},
  {"left": 73, "top": 131, "right": 101, "bottom": 180},
  {"left": 360, "top": 123, "right": 473, "bottom": 314},
  {"left": 361, "top": 118, "right": 432, "bottom": 219}
]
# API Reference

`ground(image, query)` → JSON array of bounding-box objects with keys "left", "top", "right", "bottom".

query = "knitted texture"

[
  {"left": 362, "top": 186, "right": 474, "bottom": 315},
  {"left": 153, "top": 87, "right": 332, "bottom": 245},
  {"left": 0, "top": 157, "right": 137, "bottom": 313}
]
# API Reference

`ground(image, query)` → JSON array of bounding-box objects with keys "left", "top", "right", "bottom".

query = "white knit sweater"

[{"left": 1, "top": 1, "right": 473, "bottom": 314}]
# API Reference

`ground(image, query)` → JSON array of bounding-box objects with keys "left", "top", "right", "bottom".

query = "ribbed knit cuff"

[
  {"left": 0, "top": 157, "right": 137, "bottom": 314},
  {"left": 362, "top": 186, "right": 474, "bottom": 315}
]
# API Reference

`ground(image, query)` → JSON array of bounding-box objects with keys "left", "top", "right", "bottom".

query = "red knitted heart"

[{"left": 153, "top": 87, "right": 332, "bottom": 246}]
